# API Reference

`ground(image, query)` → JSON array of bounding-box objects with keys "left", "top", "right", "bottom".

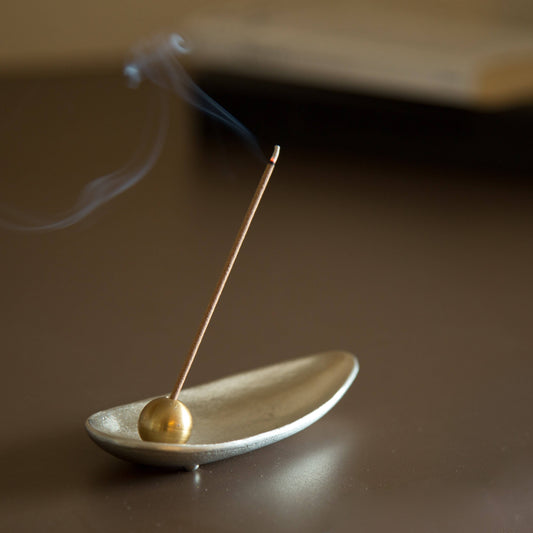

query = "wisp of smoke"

[{"left": 0, "top": 34, "right": 262, "bottom": 232}]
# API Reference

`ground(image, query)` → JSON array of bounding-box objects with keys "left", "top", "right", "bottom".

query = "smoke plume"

[{"left": 0, "top": 34, "right": 261, "bottom": 232}]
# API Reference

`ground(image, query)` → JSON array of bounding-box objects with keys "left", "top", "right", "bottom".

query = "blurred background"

[
  {"left": 1, "top": 2, "right": 533, "bottom": 532},
  {"left": 1, "top": 0, "right": 533, "bottom": 169}
]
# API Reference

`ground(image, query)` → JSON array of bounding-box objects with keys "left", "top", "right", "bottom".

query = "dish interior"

[{"left": 89, "top": 351, "right": 356, "bottom": 445}]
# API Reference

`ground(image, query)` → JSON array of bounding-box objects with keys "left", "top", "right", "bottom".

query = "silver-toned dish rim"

[{"left": 85, "top": 352, "right": 359, "bottom": 455}]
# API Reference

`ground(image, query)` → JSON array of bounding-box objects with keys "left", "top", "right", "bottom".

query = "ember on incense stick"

[{"left": 138, "top": 145, "right": 281, "bottom": 444}]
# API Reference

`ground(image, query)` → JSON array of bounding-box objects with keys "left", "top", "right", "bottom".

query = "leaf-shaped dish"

[{"left": 86, "top": 351, "right": 358, "bottom": 469}]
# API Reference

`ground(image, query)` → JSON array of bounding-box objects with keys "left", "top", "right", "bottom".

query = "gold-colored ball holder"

[{"left": 137, "top": 145, "right": 281, "bottom": 444}]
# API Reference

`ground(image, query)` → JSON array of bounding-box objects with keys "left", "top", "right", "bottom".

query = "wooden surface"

[
  {"left": 2, "top": 0, "right": 533, "bottom": 74},
  {"left": 1, "top": 72, "right": 533, "bottom": 532}
]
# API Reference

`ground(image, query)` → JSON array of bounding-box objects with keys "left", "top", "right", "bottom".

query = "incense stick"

[{"left": 169, "top": 145, "right": 280, "bottom": 401}]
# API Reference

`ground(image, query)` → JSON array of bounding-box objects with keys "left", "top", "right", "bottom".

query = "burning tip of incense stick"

[{"left": 270, "top": 145, "right": 281, "bottom": 164}]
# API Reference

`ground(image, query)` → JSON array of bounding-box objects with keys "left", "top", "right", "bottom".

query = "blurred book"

[{"left": 184, "top": 1, "right": 533, "bottom": 109}]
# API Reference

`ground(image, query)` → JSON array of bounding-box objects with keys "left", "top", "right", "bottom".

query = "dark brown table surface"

[{"left": 1, "top": 72, "right": 532, "bottom": 533}]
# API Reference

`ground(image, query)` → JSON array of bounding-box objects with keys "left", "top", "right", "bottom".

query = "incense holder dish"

[{"left": 86, "top": 351, "right": 359, "bottom": 470}]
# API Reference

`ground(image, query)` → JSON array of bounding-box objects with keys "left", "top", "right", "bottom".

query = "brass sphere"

[{"left": 138, "top": 397, "right": 193, "bottom": 444}]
